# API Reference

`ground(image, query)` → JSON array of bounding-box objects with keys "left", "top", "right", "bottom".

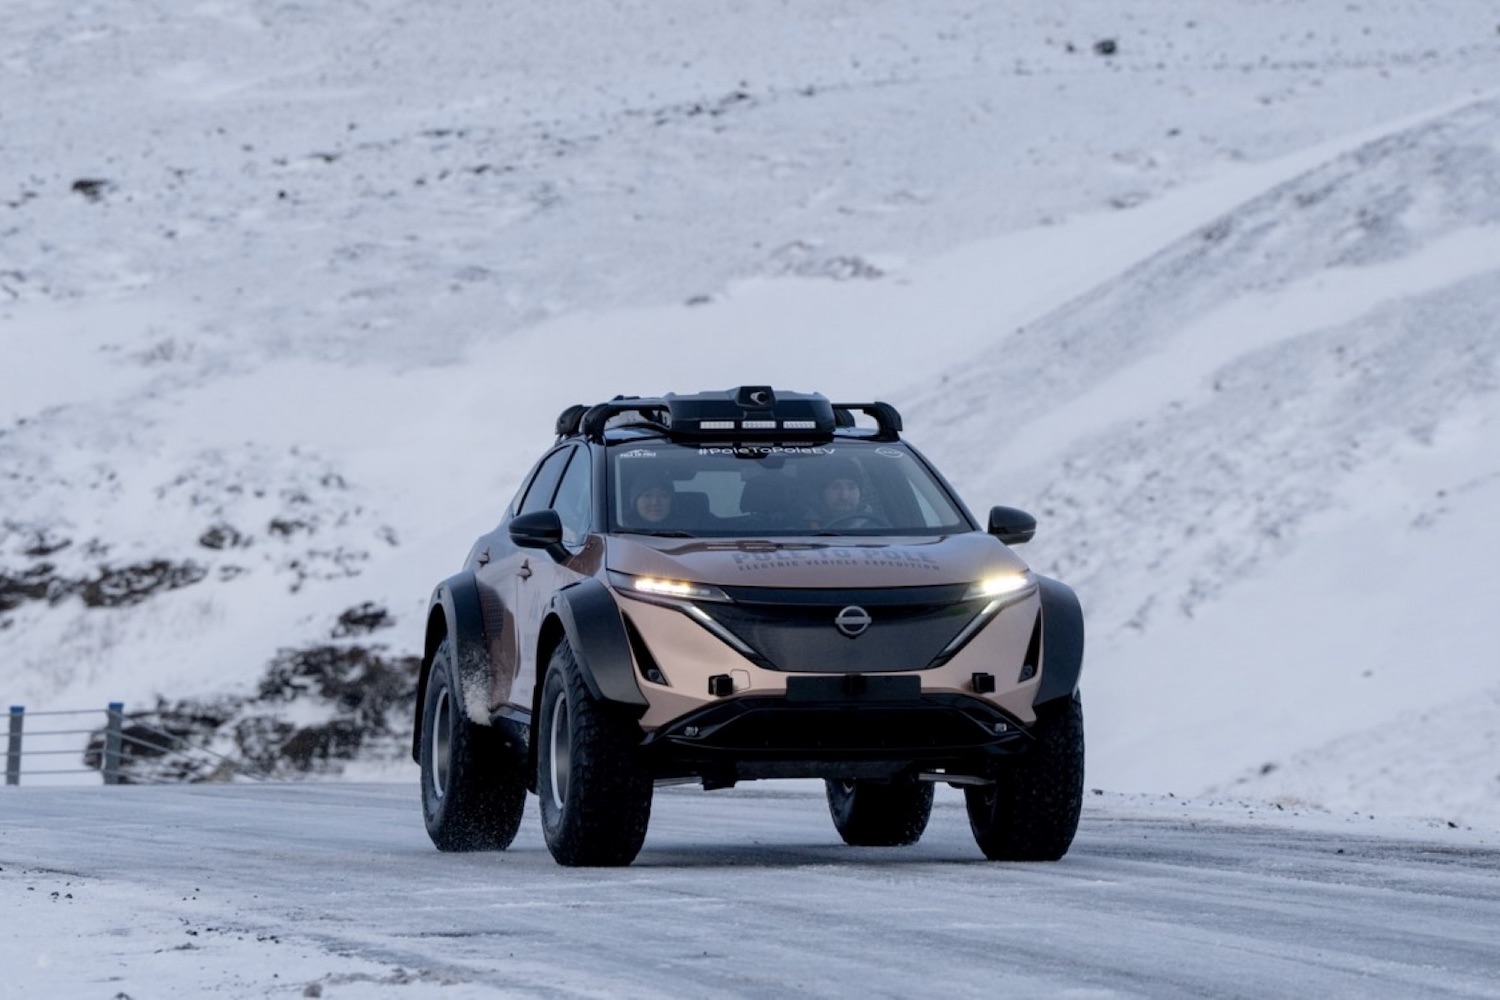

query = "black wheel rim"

[
  {"left": 430, "top": 686, "right": 452, "bottom": 800},
  {"left": 548, "top": 694, "right": 571, "bottom": 812}
]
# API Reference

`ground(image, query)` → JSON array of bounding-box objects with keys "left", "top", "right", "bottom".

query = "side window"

[
  {"left": 517, "top": 447, "right": 573, "bottom": 516},
  {"left": 552, "top": 448, "right": 592, "bottom": 547}
]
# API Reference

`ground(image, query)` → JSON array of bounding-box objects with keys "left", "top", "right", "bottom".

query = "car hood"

[{"left": 603, "top": 533, "right": 1028, "bottom": 589}]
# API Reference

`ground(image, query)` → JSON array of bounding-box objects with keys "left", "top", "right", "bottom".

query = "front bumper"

[{"left": 640, "top": 682, "right": 1032, "bottom": 784}]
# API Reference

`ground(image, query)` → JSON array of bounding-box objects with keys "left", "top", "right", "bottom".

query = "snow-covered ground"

[
  {"left": 3, "top": 782, "right": 1498, "bottom": 999},
  {"left": 3, "top": 0, "right": 1500, "bottom": 832}
]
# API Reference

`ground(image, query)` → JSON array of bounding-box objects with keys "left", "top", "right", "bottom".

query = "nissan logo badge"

[{"left": 835, "top": 605, "right": 872, "bottom": 637}]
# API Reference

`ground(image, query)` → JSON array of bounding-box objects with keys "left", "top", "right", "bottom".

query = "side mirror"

[
  {"left": 509, "top": 509, "right": 568, "bottom": 561},
  {"left": 987, "top": 506, "right": 1037, "bottom": 546}
]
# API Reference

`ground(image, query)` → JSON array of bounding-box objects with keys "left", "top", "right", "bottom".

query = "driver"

[{"left": 807, "top": 459, "right": 877, "bottom": 528}]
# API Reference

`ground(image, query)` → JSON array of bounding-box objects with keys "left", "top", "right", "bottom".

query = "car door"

[
  {"left": 473, "top": 445, "right": 575, "bottom": 715},
  {"left": 509, "top": 444, "right": 596, "bottom": 711}
]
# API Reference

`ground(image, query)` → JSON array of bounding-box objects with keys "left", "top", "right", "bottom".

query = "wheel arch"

[
  {"left": 533, "top": 578, "right": 648, "bottom": 709},
  {"left": 525, "top": 582, "right": 647, "bottom": 791},
  {"left": 1033, "top": 575, "right": 1085, "bottom": 708},
  {"left": 411, "top": 572, "right": 493, "bottom": 763}
]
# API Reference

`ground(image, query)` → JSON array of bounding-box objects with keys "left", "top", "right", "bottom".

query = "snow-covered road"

[{"left": 3, "top": 782, "right": 1497, "bottom": 998}]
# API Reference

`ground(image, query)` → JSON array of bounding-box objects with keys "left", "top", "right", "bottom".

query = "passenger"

[{"left": 629, "top": 472, "right": 674, "bottom": 526}]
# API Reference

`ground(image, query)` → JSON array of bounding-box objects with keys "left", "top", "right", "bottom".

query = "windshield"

[{"left": 608, "top": 439, "right": 972, "bottom": 537}]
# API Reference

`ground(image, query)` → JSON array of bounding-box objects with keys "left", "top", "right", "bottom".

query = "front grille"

[{"left": 703, "top": 584, "right": 982, "bottom": 673}]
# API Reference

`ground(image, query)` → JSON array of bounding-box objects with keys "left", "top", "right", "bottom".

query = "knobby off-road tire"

[
  {"left": 825, "top": 778, "right": 935, "bottom": 847},
  {"left": 419, "top": 638, "right": 527, "bottom": 852},
  {"left": 965, "top": 695, "right": 1085, "bottom": 861},
  {"left": 537, "top": 639, "right": 653, "bottom": 866}
]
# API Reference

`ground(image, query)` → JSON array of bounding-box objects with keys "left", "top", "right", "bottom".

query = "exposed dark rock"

[
  {"left": 2, "top": 555, "right": 209, "bottom": 612},
  {"left": 82, "top": 631, "right": 420, "bottom": 782},
  {"left": 70, "top": 178, "right": 113, "bottom": 201},
  {"left": 0, "top": 563, "right": 71, "bottom": 611},
  {"left": 268, "top": 517, "right": 311, "bottom": 537},
  {"left": 198, "top": 522, "right": 247, "bottom": 550},
  {"left": 259, "top": 642, "right": 414, "bottom": 719},
  {"left": 21, "top": 532, "right": 70, "bottom": 557},
  {"left": 1094, "top": 38, "right": 1118, "bottom": 56},
  {"left": 274, "top": 720, "right": 365, "bottom": 768},
  {"left": 79, "top": 560, "right": 208, "bottom": 608},
  {"left": 82, "top": 699, "right": 238, "bottom": 783},
  {"left": 332, "top": 601, "right": 392, "bottom": 637}
]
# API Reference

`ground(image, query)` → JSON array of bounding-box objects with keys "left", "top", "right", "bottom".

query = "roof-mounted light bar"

[{"left": 660, "top": 388, "right": 837, "bottom": 443}]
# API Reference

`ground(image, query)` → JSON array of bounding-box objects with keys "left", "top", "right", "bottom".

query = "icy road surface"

[{"left": 3, "top": 782, "right": 1498, "bottom": 999}]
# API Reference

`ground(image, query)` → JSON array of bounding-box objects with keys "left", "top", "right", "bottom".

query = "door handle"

[
  {"left": 518, "top": 559, "right": 532, "bottom": 581},
  {"left": 476, "top": 549, "right": 490, "bottom": 567}
]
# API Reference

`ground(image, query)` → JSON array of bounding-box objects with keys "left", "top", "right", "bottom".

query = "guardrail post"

[
  {"left": 6, "top": 706, "right": 22, "bottom": 786},
  {"left": 103, "top": 702, "right": 124, "bottom": 786}
]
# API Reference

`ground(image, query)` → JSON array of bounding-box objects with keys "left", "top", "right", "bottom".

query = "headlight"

[
  {"left": 963, "top": 572, "right": 1035, "bottom": 602},
  {"left": 939, "top": 572, "right": 1037, "bottom": 661},
  {"left": 608, "top": 571, "right": 731, "bottom": 604},
  {"left": 606, "top": 571, "right": 753, "bottom": 656}
]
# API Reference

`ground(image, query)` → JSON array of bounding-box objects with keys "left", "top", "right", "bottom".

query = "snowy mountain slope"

[
  {"left": 905, "top": 97, "right": 1500, "bottom": 814},
  {"left": 3, "top": 1, "right": 1500, "bottom": 819},
  {"left": 921, "top": 96, "right": 1500, "bottom": 628},
  {"left": 9, "top": 0, "right": 1498, "bottom": 362}
]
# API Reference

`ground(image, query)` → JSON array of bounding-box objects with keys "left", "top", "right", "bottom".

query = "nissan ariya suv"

[{"left": 413, "top": 387, "right": 1085, "bottom": 866}]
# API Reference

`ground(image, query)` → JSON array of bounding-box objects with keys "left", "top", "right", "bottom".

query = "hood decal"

[{"left": 730, "top": 546, "right": 942, "bottom": 575}]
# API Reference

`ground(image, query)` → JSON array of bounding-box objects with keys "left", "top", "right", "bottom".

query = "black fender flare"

[
  {"left": 1033, "top": 575, "right": 1085, "bottom": 707},
  {"left": 546, "top": 578, "right": 648, "bottom": 715},
  {"left": 411, "top": 571, "right": 493, "bottom": 762}
]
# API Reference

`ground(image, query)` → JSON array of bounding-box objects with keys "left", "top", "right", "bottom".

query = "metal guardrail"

[{"left": 5, "top": 703, "right": 261, "bottom": 785}]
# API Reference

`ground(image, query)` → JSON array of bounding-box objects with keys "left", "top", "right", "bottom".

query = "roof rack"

[
  {"left": 831, "top": 402, "right": 902, "bottom": 441},
  {"left": 554, "top": 404, "right": 589, "bottom": 438},
  {"left": 554, "top": 387, "right": 903, "bottom": 444},
  {"left": 578, "top": 397, "right": 670, "bottom": 439}
]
